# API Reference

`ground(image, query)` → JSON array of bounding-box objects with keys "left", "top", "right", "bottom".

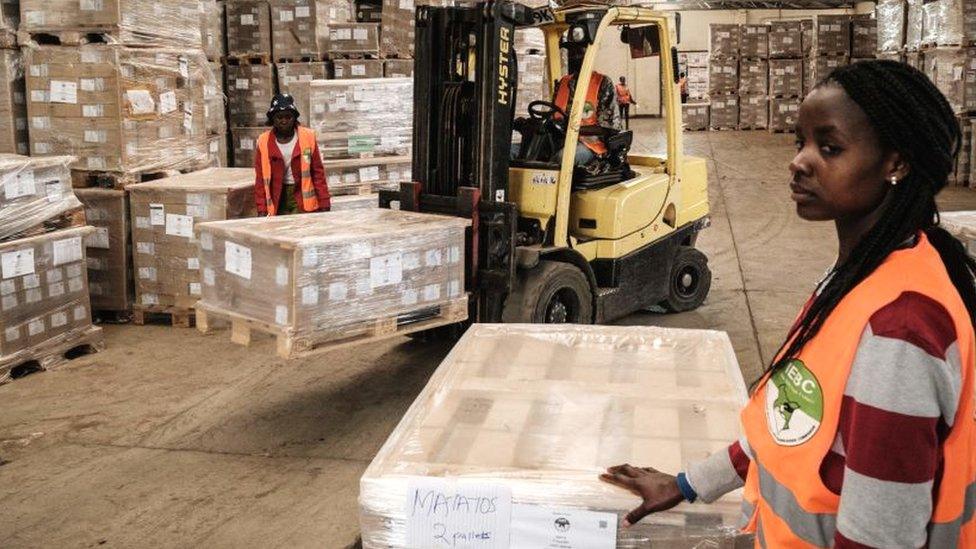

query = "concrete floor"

[{"left": 3, "top": 122, "right": 976, "bottom": 547}]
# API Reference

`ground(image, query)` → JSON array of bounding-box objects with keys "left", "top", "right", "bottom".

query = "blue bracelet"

[{"left": 676, "top": 472, "right": 698, "bottom": 503}]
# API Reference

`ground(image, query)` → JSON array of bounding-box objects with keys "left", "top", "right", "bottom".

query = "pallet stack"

[
  {"left": 768, "top": 21, "right": 803, "bottom": 132},
  {"left": 739, "top": 24, "right": 769, "bottom": 130},
  {"left": 708, "top": 24, "right": 740, "bottom": 130},
  {"left": 807, "top": 15, "right": 851, "bottom": 93},
  {"left": 679, "top": 51, "right": 709, "bottom": 131},
  {"left": 225, "top": 0, "right": 277, "bottom": 168},
  {"left": 0, "top": 0, "right": 26, "bottom": 156}
]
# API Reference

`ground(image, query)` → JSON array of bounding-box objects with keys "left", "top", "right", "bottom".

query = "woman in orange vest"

[
  {"left": 253, "top": 94, "right": 331, "bottom": 216},
  {"left": 615, "top": 76, "right": 637, "bottom": 129},
  {"left": 601, "top": 60, "right": 976, "bottom": 547}
]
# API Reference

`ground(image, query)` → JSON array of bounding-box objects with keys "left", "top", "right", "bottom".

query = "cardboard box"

[
  {"left": 922, "top": 0, "right": 976, "bottom": 47},
  {"left": 0, "top": 49, "right": 28, "bottom": 156},
  {"left": 0, "top": 226, "right": 95, "bottom": 359},
  {"left": 811, "top": 15, "right": 850, "bottom": 56},
  {"left": 19, "top": 0, "right": 204, "bottom": 48},
  {"left": 851, "top": 14, "right": 878, "bottom": 58},
  {"left": 75, "top": 188, "right": 132, "bottom": 312},
  {"left": 925, "top": 48, "right": 976, "bottom": 113},
  {"left": 195, "top": 209, "right": 469, "bottom": 338},
  {"left": 380, "top": 0, "right": 414, "bottom": 58},
  {"left": 226, "top": 1, "right": 273, "bottom": 58},
  {"left": 952, "top": 115, "right": 973, "bottom": 186},
  {"left": 708, "top": 57, "right": 738, "bottom": 94},
  {"left": 877, "top": 51, "right": 905, "bottom": 62},
  {"left": 384, "top": 59, "right": 414, "bottom": 78},
  {"left": 682, "top": 103, "right": 709, "bottom": 131},
  {"left": 205, "top": 62, "right": 226, "bottom": 138},
  {"left": 941, "top": 210, "right": 976, "bottom": 252},
  {"left": 128, "top": 168, "right": 255, "bottom": 310},
  {"left": 332, "top": 193, "right": 378, "bottom": 211},
  {"left": 277, "top": 61, "right": 329, "bottom": 93},
  {"left": 686, "top": 66, "right": 708, "bottom": 99},
  {"left": 709, "top": 24, "right": 739, "bottom": 57},
  {"left": 359, "top": 324, "right": 750, "bottom": 548},
  {"left": 906, "top": 50, "right": 923, "bottom": 69},
  {"left": 231, "top": 127, "right": 264, "bottom": 167},
  {"left": 226, "top": 62, "right": 276, "bottom": 127},
  {"left": 740, "top": 24, "right": 769, "bottom": 58},
  {"left": 0, "top": 0, "right": 16, "bottom": 48},
  {"left": 270, "top": 0, "right": 326, "bottom": 61},
  {"left": 769, "top": 20, "right": 802, "bottom": 58},
  {"left": 906, "top": 0, "right": 924, "bottom": 51},
  {"left": 769, "top": 58, "right": 803, "bottom": 97},
  {"left": 739, "top": 95, "right": 769, "bottom": 129},
  {"left": 877, "top": 0, "right": 907, "bottom": 53},
  {"left": 328, "top": 22, "right": 379, "bottom": 55},
  {"left": 0, "top": 154, "right": 82, "bottom": 243},
  {"left": 807, "top": 55, "right": 849, "bottom": 93},
  {"left": 332, "top": 59, "right": 384, "bottom": 79},
  {"left": 769, "top": 97, "right": 800, "bottom": 132},
  {"left": 738, "top": 58, "right": 768, "bottom": 95},
  {"left": 202, "top": 0, "right": 225, "bottom": 60},
  {"left": 801, "top": 18, "right": 813, "bottom": 56},
  {"left": 709, "top": 96, "right": 739, "bottom": 129},
  {"left": 678, "top": 51, "right": 709, "bottom": 68},
  {"left": 324, "top": 155, "right": 411, "bottom": 195},
  {"left": 24, "top": 45, "right": 219, "bottom": 175},
  {"left": 515, "top": 53, "right": 548, "bottom": 119}
]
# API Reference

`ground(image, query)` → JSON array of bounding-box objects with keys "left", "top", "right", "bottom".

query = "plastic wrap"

[
  {"left": 801, "top": 18, "right": 813, "bottom": 56},
  {"left": 277, "top": 61, "right": 330, "bottom": 93},
  {"left": 514, "top": 52, "right": 549, "bottom": 122},
  {"left": 708, "top": 57, "right": 738, "bottom": 94},
  {"left": 0, "top": 226, "right": 95, "bottom": 360},
  {"left": 686, "top": 66, "right": 708, "bottom": 99},
  {"left": 768, "top": 20, "right": 802, "bottom": 58},
  {"left": 709, "top": 96, "right": 739, "bottom": 129},
  {"left": 226, "top": 62, "right": 276, "bottom": 128},
  {"left": 924, "top": 48, "right": 976, "bottom": 114},
  {"left": 678, "top": 51, "right": 709, "bottom": 69},
  {"left": 811, "top": 14, "right": 850, "bottom": 57},
  {"left": 940, "top": 211, "right": 976, "bottom": 253},
  {"left": 876, "top": 50, "right": 905, "bottom": 62},
  {"left": 682, "top": 103, "right": 709, "bottom": 131},
  {"left": 384, "top": 59, "right": 414, "bottom": 78},
  {"left": 515, "top": 27, "right": 545, "bottom": 54},
  {"left": 324, "top": 156, "right": 411, "bottom": 195},
  {"left": 332, "top": 193, "right": 379, "bottom": 211},
  {"left": 24, "top": 45, "right": 219, "bottom": 175},
  {"left": 359, "top": 323, "right": 752, "bottom": 549},
  {"left": 769, "top": 96, "right": 800, "bottom": 132},
  {"left": 876, "top": 0, "right": 906, "bottom": 53},
  {"left": 906, "top": 0, "right": 924, "bottom": 51},
  {"left": 231, "top": 127, "right": 264, "bottom": 168},
  {"left": 201, "top": 0, "right": 224, "bottom": 61},
  {"left": 0, "top": 49, "right": 29, "bottom": 156},
  {"left": 850, "top": 14, "right": 877, "bottom": 58},
  {"left": 75, "top": 188, "right": 132, "bottom": 312},
  {"left": 922, "top": 0, "right": 976, "bottom": 47},
  {"left": 381, "top": 0, "right": 415, "bottom": 58},
  {"left": 738, "top": 58, "right": 767, "bottom": 95},
  {"left": 905, "top": 50, "right": 923, "bottom": 70},
  {"left": 226, "top": 0, "right": 273, "bottom": 57},
  {"left": 333, "top": 58, "right": 384, "bottom": 79},
  {"left": 128, "top": 168, "right": 255, "bottom": 310},
  {"left": 195, "top": 209, "right": 469, "bottom": 339},
  {"left": 19, "top": 0, "right": 204, "bottom": 48},
  {"left": 739, "top": 24, "right": 768, "bottom": 59},
  {"left": 709, "top": 24, "right": 739, "bottom": 58},
  {"left": 769, "top": 58, "right": 803, "bottom": 98},
  {"left": 0, "top": 154, "right": 83, "bottom": 243},
  {"left": 270, "top": 0, "right": 327, "bottom": 61},
  {"left": 807, "top": 55, "right": 848, "bottom": 92},
  {"left": 292, "top": 77, "right": 413, "bottom": 160},
  {"left": 738, "top": 95, "right": 768, "bottom": 129},
  {"left": 328, "top": 22, "right": 380, "bottom": 54},
  {"left": 0, "top": 0, "right": 16, "bottom": 48}
]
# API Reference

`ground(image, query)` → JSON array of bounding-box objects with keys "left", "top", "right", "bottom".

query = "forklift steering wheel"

[{"left": 528, "top": 100, "right": 568, "bottom": 121}]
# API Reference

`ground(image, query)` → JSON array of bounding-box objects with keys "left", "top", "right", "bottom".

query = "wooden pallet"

[
  {"left": 328, "top": 52, "right": 381, "bottom": 60},
  {"left": 71, "top": 169, "right": 182, "bottom": 190},
  {"left": 275, "top": 55, "right": 322, "bottom": 64},
  {"left": 0, "top": 326, "right": 105, "bottom": 384},
  {"left": 330, "top": 183, "right": 378, "bottom": 197},
  {"left": 196, "top": 296, "right": 469, "bottom": 359},
  {"left": 224, "top": 54, "right": 273, "bottom": 66},
  {"left": 92, "top": 309, "right": 133, "bottom": 324},
  {"left": 768, "top": 128, "right": 795, "bottom": 134},
  {"left": 738, "top": 125, "right": 768, "bottom": 131},
  {"left": 132, "top": 305, "right": 195, "bottom": 328},
  {"left": 17, "top": 28, "right": 118, "bottom": 46},
  {"left": 709, "top": 126, "right": 739, "bottom": 131},
  {"left": 7, "top": 207, "right": 87, "bottom": 241}
]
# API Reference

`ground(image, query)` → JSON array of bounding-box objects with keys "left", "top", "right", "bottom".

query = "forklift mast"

[{"left": 380, "top": 1, "right": 534, "bottom": 323}]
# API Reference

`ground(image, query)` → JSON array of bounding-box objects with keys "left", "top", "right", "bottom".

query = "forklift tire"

[
  {"left": 660, "top": 246, "right": 712, "bottom": 313},
  {"left": 501, "top": 260, "right": 594, "bottom": 324}
]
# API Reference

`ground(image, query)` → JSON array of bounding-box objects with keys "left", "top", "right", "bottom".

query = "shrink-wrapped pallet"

[
  {"left": 769, "top": 97, "right": 800, "bottom": 132},
  {"left": 806, "top": 55, "right": 848, "bottom": 92},
  {"left": 769, "top": 58, "right": 803, "bottom": 97},
  {"left": 952, "top": 116, "right": 973, "bottom": 186},
  {"left": 678, "top": 51, "right": 709, "bottom": 70},
  {"left": 231, "top": 127, "right": 264, "bottom": 168},
  {"left": 0, "top": 226, "right": 97, "bottom": 366},
  {"left": 202, "top": 0, "right": 225, "bottom": 61},
  {"left": 738, "top": 95, "right": 768, "bottom": 129},
  {"left": 924, "top": 48, "right": 976, "bottom": 113},
  {"left": 226, "top": 62, "right": 276, "bottom": 128},
  {"left": 18, "top": 0, "right": 204, "bottom": 48},
  {"left": 291, "top": 78, "right": 412, "bottom": 160},
  {"left": 686, "top": 66, "right": 708, "bottom": 99},
  {"left": 709, "top": 96, "right": 738, "bottom": 129},
  {"left": 739, "top": 24, "right": 768, "bottom": 59},
  {"left": 324, "top": 156, "right": 411, "bottom": 195},
  {"left": 708, "top": 57, "right": 738, "bottom": 94},
  {"left": 328, "top": 22, "right": 379, "bottom": 55},
  {"left": 0, "top": 154, "right": 82, "bottom": 243},
  {"left": 384, "top": 59, "right": 414, "bottom": 78},
  {"left": 195, "top": 209, "right": 469, "bottom": 348},
  {"left": 277, "top": 61, "right": 329, "bottom": 93},
  {"left": 75, "top": 188, "right": 132, "bottom": 312},
  {"left": 333, "top": 58, "right": 384, "bottom": 79},
  {"left": 906, "top": 50, "right": 923, "bottom": 70},
  {"left": 0, "top": 0, "right": 16, "bottom": 48},
  {"left": 514, "top": 53, "right": 549, "bottom": 120},
  {"left": 682, "top": 103, "right": 709, "bottom": 131},
  {"left": 941, "top": 211, "right": 976, "bottom": 253},
  {"left": 851, "top": 14, "right": 878, "bottom": 58},
  {"left": 769, "top": 20, "right": 802, "bottom": 58},
  {"left": 906, "top": 0, "right": 924, "bottom": 51},
  {"left": 226, "top": 0, "right": 273, "bottom": 58},
  {"left": 380, "top": 0, "right": 414, "bottom": 58},
  {"left": 877, "top": 0, "right": 907, "bottom": 52},
  {"left": 738, "top": 58, "right": 768, "bottom": 95},
  {"left": 811, "top": 14, "right": 850, "bottom": 57},
  {"left": 359, "top": 324, "right": 751, "bottom": 549},
  {"left": 24, "top": 45, "right": 218, "bottom": 175},
  {"left": 709, "top": 23, "right": 739, "bottom": 57},
  {"left": 801, "top": 18, "right": 813, "bottom": 56},
  {"left": 332, "top": 194, "right": 378, "bottom": 211},
  {"left": 0, "top": 49, "right": 28, "bottom": 156},
  {"left": 270, "top": 0, "right": 327, "bottom": 61},
  {"left": 128, "top": 168, "right": 255, "bottom": 310},
  {"left": 922, "top": 0, "right": 976, "bottom": 47}
]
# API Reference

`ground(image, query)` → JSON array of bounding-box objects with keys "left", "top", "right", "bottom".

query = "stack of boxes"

[
  {"left": 807, "top": 15, "right": 851, "bottom": 92},
  {"left": 679, "top": 51, "right": 709, "bottom": 131},
  {"left": 708, "top": 24, "right": 740, "bottom": 130},
  {"left": 768, "top": 21, "right": 803, "bottom": 132},
  {"left": 0, "top": 1, "right": 26, "bottom": 155},
  {"left": 738, "top": 24, "right": 769, "bottom": 129},
  {"left": 226, "top": 0, "right": 276, "bottom": 168}
]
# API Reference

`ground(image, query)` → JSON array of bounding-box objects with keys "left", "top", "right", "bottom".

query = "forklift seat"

[{"left": 572, "top": 129, "right": 636, "bottom": 191}]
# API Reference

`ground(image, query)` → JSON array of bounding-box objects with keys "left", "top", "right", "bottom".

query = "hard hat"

[{"left": 267, "top": 93, "right": 300, "bottom": 121}]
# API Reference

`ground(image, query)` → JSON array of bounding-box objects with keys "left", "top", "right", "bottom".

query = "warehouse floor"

[{"left": 3, "top": 120, "right": 976, "bottom": 548}]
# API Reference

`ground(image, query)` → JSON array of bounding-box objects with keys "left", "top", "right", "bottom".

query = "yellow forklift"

[{"left": 380, "top": 1, "right": 711, "bottom": 324}]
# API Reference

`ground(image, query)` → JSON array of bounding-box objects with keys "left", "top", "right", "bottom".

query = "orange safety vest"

[
  {"left": 615, "top": 83, "right": 633, "bottom": 104},
  {"left": 257, "top": 126, "right": 319, "bottom": 215},
  {"left": 739, "top": 232, "right": 976, "bottom": 548},
  {"left": 554, "top": 72, "right": 608, "bottom": 155}
]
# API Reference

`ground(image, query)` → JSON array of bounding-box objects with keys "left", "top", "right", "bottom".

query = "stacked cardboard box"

[
  {"left": 877, "top": 0, "right": 907, "bottom": 53},
  {"left": 679, "top": 51, "right": 708, "bottom": 101},
  {"left": 740, "top": 24, "right": 769, "bottom": 58},
  {"left": 906, "top": 0, "right": 924, "bottom": 51},
  {"left": 769, "top": 58, "right": 803, "bottom": 98},
  {"left": 514, "top": 52, "right": 548, "bottom": 123},
  {"left": 323, "top": 156, "right": 411, "bottom": 195},
  {"left": 230, "top": 127, "right": 264, "bottom": 168},
  {"left": 739, "top": 94, "right": 768, "bottom": 129},
  {"left": 769, "top": 97, "right": 801, "bottom": 132},
  {"left": 332, "top": 194, "right": 378, "bottom": 211},
  {"left": 922, "top": 0, "right": 976, "bottom": 48},
  {"left": 202, "top": 0, "right": 225, "bottom": 62},
  {"left": 226, "top": 1, "right": 273, "bottom": 57},
  {"left": 276, "top": 61, "right": 329, "bottom": 93},
  {"left": 380, "top": 0, "right": 414, "bottom": 59},
  {"left": 75, "top": 188, "right": 133, "bottom": 313},
  {"left": 269, "top": 0, "right": 326, "bottom": 61},
  {"left": 709, "top": 96, "right": 739, "bottom": 130},
  {"left": 333, "top": 58, "right": 384, "bottom": 79},
  {"left": 0, "top": 41, "right": 27, "bottom": 155},
  {"left": 682, "top": 103, "right": 709, "bottom": 131},
  {"left": 0, "top": 0, "right": 16, "bottom": 48},
  {"left": 708, "top": 24, "right": 739, "bottom": 129},
  {"left": 226, "top": 61, "right": 276, "bottom": 128},
  {"left": 807, "top": 15, "right": 850, "bottom": 91},
  {"left": 128, "top": 168, "right": 255, "bottom": 313},
  {"left": 0, "top": 154, "right": 82, "bottom": 243},
  {"left": 204, "top": 62, "right": 228, "bottom": 168},
  {"left": 225, "top": 1, "right": 274, "bottom": 169},
  {"left": 952, "top": 115, "right": 973, "bottom": 186},
  {"left": 769, "top": 20, "right": 802, "bottom": 58},
  {"left": 329, "top": 22, "right": 380, "bottom": 55},
  {"left": 383, "top": 59, "right": 413, "bottom": 78},
  {"left": 924, "top": 48, "right": 976, "bottom": 113},
  {"left": 850, "top": 14, "right": 878, "bottom": 59}
]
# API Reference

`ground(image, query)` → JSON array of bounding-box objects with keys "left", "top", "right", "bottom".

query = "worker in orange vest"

[
  {"left": 614, "top": 76, "right": 637, "bottom": 130},
  {"left": 253, "top": 94, "right": 331, "bottom": 216},
  {"left": 600, "top": 60, "right": 976, "bottom": 547}
]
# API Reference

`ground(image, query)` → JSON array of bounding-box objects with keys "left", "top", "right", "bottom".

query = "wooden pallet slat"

[{"left": 132, "top": 305, "right": 195, "bottom": 328}]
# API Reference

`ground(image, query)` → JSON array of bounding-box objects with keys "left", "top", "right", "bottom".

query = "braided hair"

[{"left": 759, "top": 59, "right": 976, "bottom": 386}]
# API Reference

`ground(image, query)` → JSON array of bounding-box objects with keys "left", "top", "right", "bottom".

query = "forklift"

[{"left": 380, "top": 1, "right": 711, "bottom": 324}]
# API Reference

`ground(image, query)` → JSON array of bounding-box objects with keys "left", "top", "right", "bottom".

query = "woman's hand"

[{"left": 599, "top": 464, "right": 685, "bottom": 527}]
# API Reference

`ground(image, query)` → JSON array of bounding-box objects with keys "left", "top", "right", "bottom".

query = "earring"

[{"left": 890, "top": 175, "right": 899, "bottom": 186}]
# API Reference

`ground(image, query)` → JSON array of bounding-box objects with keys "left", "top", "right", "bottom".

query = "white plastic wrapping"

[
  {"left": 324, "top": 156, "right": 412, "bottom": 195},
  {"left": 941, "top": 211, "right": 976, "bottom": 253},
  {"left": 360, "top": 323, "right": 751, "bottom": 548},
  {"left": 0, "top": 0, "right": 16, "bottom": 48},
  {"left": 906, "top": 0, "right": 924, "bottom": 51},
  {"left": 75, "top": 187, "right": 133, "bottom": 312},
  {"left": 0, "top": 49, "right": 28, "bottom": 156},
  {"left": 708, "top": 24, "right": 739, "bottom": 58},
  {"left": 921, "top": 0, "right": 976, "bottom": 48},
  {"left": 924, "top": 48, "right": 976, "bottom": 114},
  {"left": 876, "top": 0, "right": 906, "bottom": 53},
  {"left": 0, "top": 154, "right": 83, "bottom": 243}
]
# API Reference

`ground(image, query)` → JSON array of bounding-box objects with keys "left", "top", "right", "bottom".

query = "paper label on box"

[
  {"left": 186, "top": 205, "right": 208, "bottom": 218},
  {"left": 405, "top": 479, "right": 512, "bottom": 549},
  {"left": 402, "top": 252, "right": 420, "bottom": 269},
  {"left": 50, "top": 282, "right": 66, "bottom": 297},
  {"left": 126, "top": 89, "right": 156, "bottom": 115},
  {"left": 32, "top": 117, "right": 50, "bottom": 130},
  {"left": 353, "top": 28, "right": 368, "bottom": 41},
  {"left": 142, "top": 293, "right": 159, "bottom": 305},
  {"left": 275, "top": 264, "right": 289, "bottom": 286},
  {"left": 28, "top": 319, "right": 44, "bottom": 336},
  {"left": 448, "top": 246, "right": 461, "bottom": 264},
  {"left": 334, "top": 66, "right": 344, "bottom": 77},
  {"left": 5, "top": 327, "right": 19, "bottom": 342},
  {"left": 24, "top": 273, "right": 40, "bottom": 289},
  {"left": 53, "top": 237, "right": 83, "bottom": 266},
  {"left": 370, "top": 252, "right": 403, "bottom": 288},
  {"left": 296, "top": 6, "right": 310, "bottom": 17},
  {"left": 509, "top": 505, "right": 616, "bottom": 549},
  {"left": 88, "top": 227, "right": 111, "bottom": 249},
  {"left": 139, "top": 267, "right": 157, "bottom": 281},
  {"left": 26, "top": 288, "right": 41, "bottom": 304},
  {"left": 301, "top": 285, "right": 319, "bottom": 305},
  {"left": 333, "top": 28, "right": 352, "bottom": 40},
  {"left": 80, "top": 78, "right": 103, "bottom": 91},
  {"left": 425, "top": 249, "right": 443, "bottom": 267},
  {"left": 343, "top": 172, "right": 358, "bottom": 184},
  {"left": 187, "top": 257, "right": 199, "bottom": 270},
  {"left": 159, "top": 91, "right": 178, "bottom": 114},
  {"left": 400, "top": 0, "right": 414, "bottom": 9},
  {"left": 240, "top": 137, "right": 255, "bottom": 151},
  {"left": 178, "top": 57, "right": 189, "bottom": 79},
  {"left": 401, "top": 289, "right": 418, "bottom": 305},
  {"left": 31, "top": 90, "right": 49, "bottom": 103},
  {"left": 1, "top": 295, "right": 16, "bottom": 311},
  {"left": 328, "top": 282, "right": 348, "bottom": 301},
  {"left": 189, "top": 282, "right": 201, "bottom": 296},
  {"left": 149, "top": 204, "right": 165, "bottom": 225},
  {"left": 302, "top": 248, "right": 318, "bottom": 267},
  {"left": 47, "top": 269, "right": 63, "bottom": 284},
  {"left": 235, "top": 78, "right": 250, "bottom": 90},
  {"left": 89, "top": 158, "right": 106, "bottom": 169},
  {"left": 73, "top": 305, "right": 86, "bottom": 321},
  {"left": 279, "top": 9, "right": 294, "bottom": 22},
  {"left": 50, "top": 311, "right": 67, "bottom": 328},
  {"left": 448, "top": 280, "right": 461, "bottom": 298},
  {"left": 200, "top": 232, "right": 213, "bottom": 251},
  {"left": 422, "top": 284, "right": 441, "bottom": 302},
  {"left": 203, "top": 267, "right": 215, "bottom": 286},
  {"left": 275, "top": 304, "right": 288, "bottom": 325},
  {"left": 241, "top": 14, "right": 255, "bottom": 25},
  {"left": 50, "top": 81, "right": 78, "bottom": 104},
  {"left": 81, "top": 0, "right": 104, "bottom": 11},
  {"left": 225, "top": 241, "right": 252, "bottom": 280},
  {"left": 25, "top": 10, "right": 45, "bottom": 25},
  {"left": 4, "top": 170, "right": 35, "bottom": 200},
  {"left": 1, "top": 249, "right": 34, "bottom": 279},
  {"left": 352, "top": 64, "right": 367, "bottom": 76},
  {"left": 83, "top": 104, "right": 105, "bottom": 118},
  {"left": 0, "top": 280, "right": 14, "bottom": 295},
  {"left": 165, "top": 213, "right": 194, "bottom": 238},
  {"left": 84, "top": 130, "right": 107, "bottom": 143},
  {"left": 136, "top": 242, "right": 154, "bottom": 255}
]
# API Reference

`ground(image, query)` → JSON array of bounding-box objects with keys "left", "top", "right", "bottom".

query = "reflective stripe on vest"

[
  {"left": 554, "top": 72, "right": 608, "bottom": 155},
  {"left": 257, "top": 126, "right": 319, "bottom": 215},
  {"left": 738, "top": 232, "right": 976, "bottom": 548}
]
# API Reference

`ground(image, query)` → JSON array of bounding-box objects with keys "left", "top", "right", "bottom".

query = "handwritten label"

[
  {"left": 509, "top": 505, "right": 616, "bottom": 549},
  {"left": 406, "top": 478, "right": 512, "bottom": 549}
]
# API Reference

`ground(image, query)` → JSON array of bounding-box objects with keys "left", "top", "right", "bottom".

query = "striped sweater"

[{"left": 687, "top": 291, "right": 964, "bottom": 548}]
